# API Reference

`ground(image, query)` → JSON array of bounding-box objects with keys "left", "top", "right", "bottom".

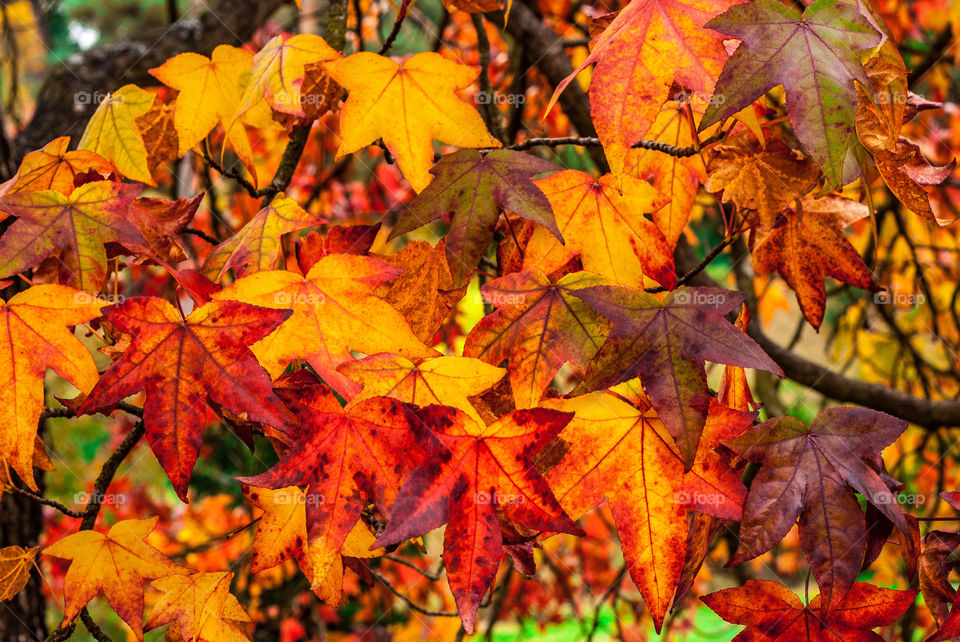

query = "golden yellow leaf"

[
  {"left": 327, "top": 51, "right": 500, "bottom": 192},
  {"left": 77, "top": 84, "right": 156, "bottom": 185}
]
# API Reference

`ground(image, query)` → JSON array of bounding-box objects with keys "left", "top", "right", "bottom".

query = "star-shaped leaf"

[
  {"left": 338, "top": 353, "right": 505, "bottom": 423},
  {"left": 389, "top": 149, "right": 560, "bottom": 286},
  {"left": 464, "top": 270, "right": 610, "bottom": 408},
  {"left": 145, "top": 571, "right": 250, "bottom": 642},
  {"left": 375, "top": 405, "right": 582, "bottom": 634},
  {"left": 149, "top": 45, "right": 253, "bottom": 156},
  {"left": 572, "top": 286, "right": 781, "bottom": 468},
  {"left": 77, "top": 84, "right": 157, "bottom": 185},
  {"left": 702, "top": 579, "right": 917, "bottom": 641},
  {"left": 0, "top": 285, "right": 103, "bottom": 490},
  {"left": 705, "top": 137, "right": 820, "bottom": 229},
  {"left": 44, "top": 517, "right": 188, "bottom": 639},
  {"left": 750, "top": 195, "right": 876, "bottom": 329},
  {"left": 700, "top": 0, "right": 882, "bottom": 187},
  {"left": 203, "top": 194, "right": 321, "bottom": 279},
  {"left": 725, "top": 407, "right": 909, "bottom": 615},
  {"left": 77, "top": 297, "right": 295, "bottom": 500},
  {"left": 548, "top": 0, "right": 736, "bottom": 178},
  {"left": 524, "top": 170, "right": 676, "bottom": 289},
  {"left": 212, "top": 254, "right": 436, "bottom": 398},
  {"left": 243, "top": 484, "right": 382, "bottom": 605},
  {"left": 327, "top": 51, "right": 500, "bottom": 192},
  {"left": 0, "top": 180, "right": 143, "bottom": 292},
  {"left": 6, "top": 137, "right": 114, "bottom": 195}
]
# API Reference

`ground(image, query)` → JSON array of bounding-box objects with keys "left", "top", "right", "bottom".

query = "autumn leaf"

[
  {"left": 0, "top": 285, "right": 103, "bottom": 490},
  {"left": 123, "top": 193, "right": 203, "bottom": 266},
  {"left": 77, "top": 84, "right": 157, "bottom": 185},
  {"left": 234, "top": 34, "right": 339, "bottom": 120},
  {"left": 389, "top": 149, "right": 561, "bottom": 286},
  {"left": 548, "top": 0, "right": 735, "bottom": 179},
  {"left": 243, "top": 485, "right": 382, "bottom": 605},
  {"left": 705, "top": 137, "right": 820, "bottom": 229},
  {"left": 212, "top": 254, "right": 436, "bottom": 397},
  {"left": 463, "top": 270, "right": 610, "bottom": 409},
  {"left": 375, "top": 405, "right": 582, "bottom": 634},
  {"left": 524, "top": 170, "right": 676, "bottom": 289},
  {"left": 919, "top": 530, "right": 960, "bottom": 623},
  {"left": 374, "top": 240, "right": 468, "bottom": 342},
  {"left": 701, "top": 0, "right": 882, "bottom": 187},
  {"left": 150, "top": 45, "right": 254, "bottom": 155},
  {"left": 327, "top": 51, "right": 501, "bottom": 192},
  {"left": 239, "top": 370, "right": 425, "bottom": 587},
  {"left": 145, "top": 571, "right": 250, "bottom": 642},
  {"left": 750, "top": 195, "right": 877, "bottom": 329},
  {"left": 6, "top": 137, "right": 114, "bottom": 195},
  {"left": 339, "top": 353, "right": 504, "bottom": 423},
  {"left": 625, "top": 102, "right": 707, "bottom": 248},
  {"left": 539, "top": 389, "right": 688, "bottom": 630},
  {"left": 856, "top": 42, "right": 957, "bottom": 225},
  {"left": 203, "top": 194, "right": 321, "bottom": 279},
  {"left": 44, "top": 517, "right": 188, "bottom": 639},
  {"left": 724, "top": 407, "right": 909, "bottom": 615},
  {"left": 0, "top": 546, "right": 37, "bottom": 602},
  {"left": 295, "top": 223, "right": 380, "bottom": 274},
  {"left": 77, "top": 297, "right": 295, "bottom": 500},
  {"left": 572, "top": 286, "right": 781, "bottom": 467},
  {"left": 0, "top": 179, "right": 143, "bottom": 292},
  {"left": 702, "top": 579, "right": 917, "bottom": 641}
]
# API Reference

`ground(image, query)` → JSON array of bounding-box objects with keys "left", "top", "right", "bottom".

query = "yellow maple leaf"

[
  {"left": 77, "top": 84, "right": 156, "bottom": 186},
  {"left": 338, "top": 353, "right": 505, "bottom": 423},
  {"left": 146, "top": 571, "right": 250, "bottom": 642},
  {"left": 327, "top": 51, "right": 500, "bottom": 192},
  {"left": 44, "top": 517, "right": 189, "bottom": 639},
  {"left": 212, "top": 254, "right": 437, "bottom": 397},
  {"left": 7, "top": 136, "right": 114, "bottom": 195},
  {"left": 0, "top": 545, "right": 38, "bottom": 602},
  {"left": 0, "top": 285, "right": 103, "bottom": 490},
  {"left": 149, "top": 45, "right": 253, "bottom": 158}
]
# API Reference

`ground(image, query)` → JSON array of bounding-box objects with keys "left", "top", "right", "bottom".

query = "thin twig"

[{"left": 369, "top": 567, "right": 459, "bottom": 617}]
